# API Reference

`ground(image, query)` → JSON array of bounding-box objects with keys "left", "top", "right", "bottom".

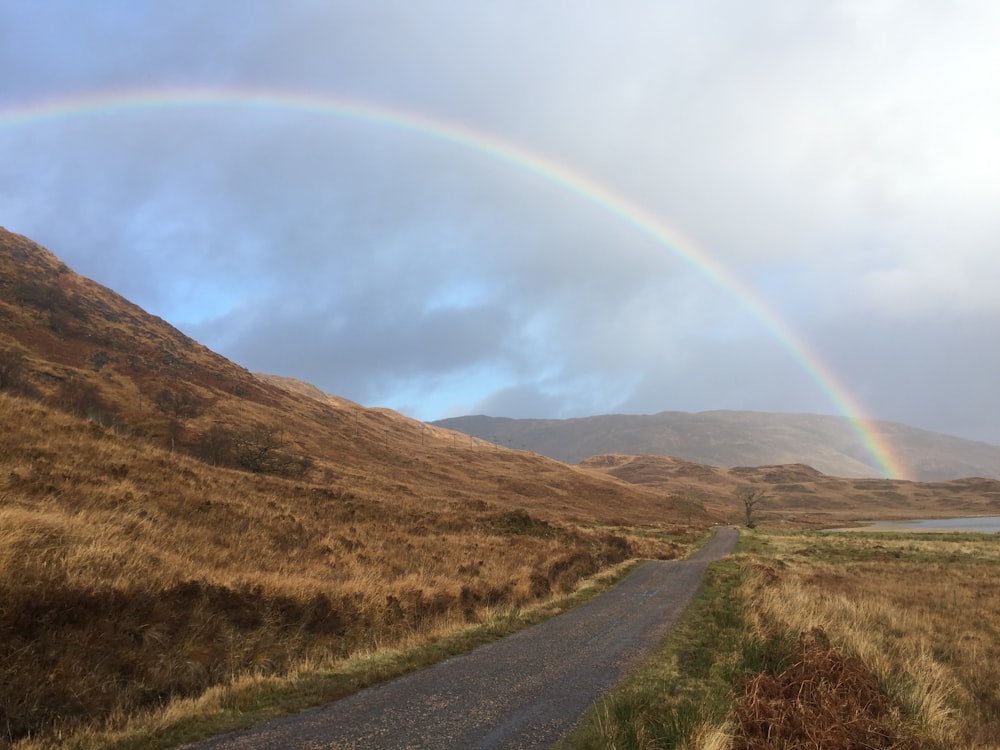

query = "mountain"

[
  {"left": 432, "top": 411, "right": 1000, "bottom": 481},
  {"left": 5, "top": 221, "right": 993, "bottom": 489}
]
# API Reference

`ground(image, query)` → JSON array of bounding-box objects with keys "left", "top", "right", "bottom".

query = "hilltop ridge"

[{"left": 434, "top": 411, "right": 1000, "bottom": 481}]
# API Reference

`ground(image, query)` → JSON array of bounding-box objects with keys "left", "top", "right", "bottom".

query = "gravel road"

[{"left": 184, "top": 526, "right": 738, "bottom": 750}]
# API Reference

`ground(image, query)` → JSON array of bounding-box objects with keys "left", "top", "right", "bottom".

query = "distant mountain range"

[{"left": 433, "top": 412, "right": 1000, "bottom": 481}]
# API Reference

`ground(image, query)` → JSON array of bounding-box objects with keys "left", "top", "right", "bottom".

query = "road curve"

[{"left": 184, "top": 526, "right": 738, "bottom": 750}]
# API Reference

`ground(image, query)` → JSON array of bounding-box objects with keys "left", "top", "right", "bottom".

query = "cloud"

[{"left": 3, "top": 1, "right": 1000, "bottom": 443}]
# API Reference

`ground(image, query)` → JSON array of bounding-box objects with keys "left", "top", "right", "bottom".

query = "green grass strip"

[{"left": 557, "top": 556, "right": 748, "bottom": 749}]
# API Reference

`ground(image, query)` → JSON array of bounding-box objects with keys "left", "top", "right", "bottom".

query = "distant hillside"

[
  {"left": 578, "top": 454, "right": 1000, "bottom": 525},
  {"left": 433, "top": 412, "right": 1000, "bottom": 481}
]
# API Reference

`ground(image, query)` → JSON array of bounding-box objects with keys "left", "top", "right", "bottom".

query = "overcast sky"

[{"left": 2, "top": 1, "right": 999, "bottom": 445}]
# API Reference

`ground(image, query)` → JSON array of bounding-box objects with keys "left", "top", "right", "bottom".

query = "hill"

[
  {"left": 0, "top": 226, "right": 707, "bottom": 745},
  {"left": 578, "top": 454, "right": 1000, "bottom": 527},
  {"left": 433, "top": 412, "right": 1000, "bottom": 481},
  {"left": 0, "top": 226, "right": 694, "bottom": 526}
]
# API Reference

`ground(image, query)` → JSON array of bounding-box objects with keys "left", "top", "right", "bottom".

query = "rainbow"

[{"left": 0, "top": 87, "right": 907, "bottom": 479}]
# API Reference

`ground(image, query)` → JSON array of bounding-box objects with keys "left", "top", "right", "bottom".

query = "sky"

[{"left": 2, "top": 1, "right": 999, "bottom": 447}]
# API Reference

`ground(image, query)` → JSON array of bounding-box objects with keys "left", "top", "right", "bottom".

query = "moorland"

[
  {"left": 2, "top": 226, "right": 998, "bottom": 748},
  {"left": 563, "top": 528, "right": 1000, "bottom": 749}
]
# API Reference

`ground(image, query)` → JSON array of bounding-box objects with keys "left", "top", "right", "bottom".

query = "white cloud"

[{"left": 4, "top": 1, "right": 1000, "bottom": 442}]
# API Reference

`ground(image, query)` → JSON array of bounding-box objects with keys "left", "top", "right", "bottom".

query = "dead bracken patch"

[
  {"left": 748, "top": 563, "right": 781, "bottom": 586},
  {"left": 733, "top": 628, "right": 915, "bottom": 750}
]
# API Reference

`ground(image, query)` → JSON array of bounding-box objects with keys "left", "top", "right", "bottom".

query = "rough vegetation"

[
  {"left": 738, "top": 532, "right": 1000, "bottom": 748},
  {"left": 733, "top": 627, "right": 912, "bottom": 749},
  {"left": 563, "top": 530, "right": 999, "bottom": 749},
  {"left": 582, "top": 453, "right": 1000, "bottom": 529}
]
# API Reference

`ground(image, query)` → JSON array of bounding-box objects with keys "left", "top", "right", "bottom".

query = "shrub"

[
  {"left": 233, "top": 423, "right": 288, "bottom": 473},
  {"left": 54, "top": 378, "right": 118, "bottom": 426},
  {"left": 0, "top": 348, "right": 29, "bottom": 394},
  {"left": 193, "top": 424, "right": 235, "bottom": 467}
]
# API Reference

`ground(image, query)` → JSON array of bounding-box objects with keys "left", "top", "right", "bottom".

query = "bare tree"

[
  {"left": 194, "top": 424, "right": 234, "bottom": 467},
  {"left": 154, "top": 387, "right": 202, "bottom": 419},
  {"left": 678, "top": 489, "right": 705, "bottom": 527},
  {"left": 737, "top": 485, "right": 766, "bottom": 529},
  {"left": 233, "top": 423, "right": 286, "bottom": 473},
  {"left": 0, "top": 348, "right": 25, "bottom": 391}
]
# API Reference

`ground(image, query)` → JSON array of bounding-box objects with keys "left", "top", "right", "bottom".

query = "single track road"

[{"left": 184, "top": 525, "right": 738, "bottom": 749}]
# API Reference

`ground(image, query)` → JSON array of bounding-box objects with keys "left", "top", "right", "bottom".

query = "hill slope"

[
  {"left": 0, "top": 226, "right": 693, "bottom": 526},
  {"left": 434, "top": 412, "right": 1000, "bottom": 481}
]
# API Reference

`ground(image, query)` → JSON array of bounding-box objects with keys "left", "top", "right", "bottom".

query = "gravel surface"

[{"left": 183, "top": 526, "right": 738, "bottom": 749}]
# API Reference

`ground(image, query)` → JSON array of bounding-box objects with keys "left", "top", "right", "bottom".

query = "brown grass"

[
  {"left": 0, "top": 393, "right": 697, "bottom": 747},
  {"left": 582, "top": 454, "right": 1000, "bottom": 527},
  {"left": 735, "top": 531, "right": 1000, "bottom": 749},
  {"left": 0, "top": 230, "right": 717, "bottom": 746},
  {"left": 734, "top": 627, "right": 913, "bottom": 749}
]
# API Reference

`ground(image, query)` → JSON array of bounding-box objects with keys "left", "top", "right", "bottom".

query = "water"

[{"left": 841, "top": 516, "right": 1000, "bottom": 533}]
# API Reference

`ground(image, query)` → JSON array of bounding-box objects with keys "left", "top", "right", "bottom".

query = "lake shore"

[{"left": 829, "top": 515, "right": 1000, "bottom": 533}]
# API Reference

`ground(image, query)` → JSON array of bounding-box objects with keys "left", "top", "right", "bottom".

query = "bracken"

[{"left": 733, "top": 627, "right": 915, "bottom": 750}]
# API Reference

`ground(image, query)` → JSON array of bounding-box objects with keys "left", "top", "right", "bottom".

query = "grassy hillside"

[
  {"left": 0, "top": 227, "right": 697, "bottom": 527},
  {"left": 0, "top": 392, "right": 702, "bottom": 746}
]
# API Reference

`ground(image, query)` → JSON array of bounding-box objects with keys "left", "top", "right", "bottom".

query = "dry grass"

[
  {"left": 560, "top": 530, "right": 1000, "bottom": 750},
  {"left": 736, "top": 531, "right": 1000, "bottom": 749},
  {"left": 0, "top": 393, "right": 696, "bottom": 748}
]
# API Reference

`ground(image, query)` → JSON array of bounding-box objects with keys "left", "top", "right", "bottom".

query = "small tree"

[
  {"left": 737, "top": 485, "right": 766, "bottom": 529},
  {"left": 154, "top": 387, "right": 202, "bottom": 419},
  {"left": 194, "top": 424, "right": 235, "bottom": 467},
  {"left": 233, "top": 423, "right": 286, "bottom": 473},
  {"left": 0, "top": 348, "right": 25, "bottom": 392},
  {"left": 679, "top": 489, "right": 705, "bottom": 527}
]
